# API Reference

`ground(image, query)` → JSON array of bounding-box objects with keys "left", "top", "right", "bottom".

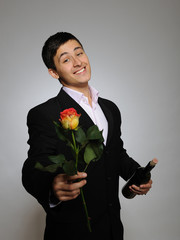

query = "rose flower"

[{"left": 59, "top": 108, "right": 81, "bottom": 130}]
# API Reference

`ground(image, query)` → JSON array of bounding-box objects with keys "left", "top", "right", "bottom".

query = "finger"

[
  {"left": 55, "top": 188, "right": 80, "bottom": 198},
  {"left": 129, "top": 186, "right": 141, "bottom": 194},
  {"left": 55, "top": 191, "right": 80, "bottom": 201},
  {"left": 53, "top": 172, "right": 87, "bottom": 185},
  {"left": 67, "top": 172, "right": 87, "bottom": 181},
  {"left": 129, "top": 185, "right": 148, "bottom": 195},
  {"left": 130, "top": 185, "right": 141, "bottom": 191},
  {"left": 130, "top": 188, "right": 148, "bottom": 195},
  {"left": 53, "top": 179, "right": 87, "bottom": 192},
  {"left": 140, "top": 180, "right": 153, "bottom": 189},
  {"left": 64, "top": 179, "right": 87, "bottom": 191},
  {"left": 58, "top": 193, "right": 80, "bottom": 201},
  {"left": 53, "top": 173, "right": 68, "bottom": 184},
  {"left": 130, "top": 184, "right": 151, "bottom": 195}
]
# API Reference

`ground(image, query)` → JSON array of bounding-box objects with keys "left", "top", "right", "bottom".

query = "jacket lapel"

[
  {"left": 56, "top": 88, "right": 114, "bottom": 146},
  {"left": 98, "top": 98, "right": 114, "bottom": 146},
  {"left": 56, "top": 88, "right": 94, "bottom": 130}
]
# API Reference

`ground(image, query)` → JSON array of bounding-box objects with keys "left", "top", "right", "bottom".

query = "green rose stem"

[
  {"left": 71, "top": 131, "right": 78, "bottom": 169},
  {"left": 71, "top": 131, "right": 92, "bottom": 233},
  {"left": 80, "top": 188, "right": 92, "bottom": 232}
]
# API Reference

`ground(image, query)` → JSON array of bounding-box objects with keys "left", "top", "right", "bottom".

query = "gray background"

[{"left": 1, "top": 0, "right": 180, "bottom": 239}]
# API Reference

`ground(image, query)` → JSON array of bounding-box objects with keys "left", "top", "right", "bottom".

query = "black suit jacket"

[{"left": 22, "top": 88, "right": 140, "bottom": 240}]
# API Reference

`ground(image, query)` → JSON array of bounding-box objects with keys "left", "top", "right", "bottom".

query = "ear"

[{"left": 48, "top": 69, "right": 60, "bottom": 79}]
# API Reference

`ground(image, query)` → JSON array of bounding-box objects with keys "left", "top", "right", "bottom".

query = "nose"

[{"left": 73, "top": 56, "right": 82, "bottom": 67}]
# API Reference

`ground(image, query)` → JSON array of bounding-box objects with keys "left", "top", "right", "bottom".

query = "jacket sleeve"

[{"left": 22, "top": 107, "right": 59, "bottom": 211}]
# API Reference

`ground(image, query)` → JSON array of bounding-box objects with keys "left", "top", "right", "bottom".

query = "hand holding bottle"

[
  {"left": 122, "top": 158, "right": 158, "bottom": 199},
  {"left": 129, "top": 179, "right": 153, "bottom": 195}
]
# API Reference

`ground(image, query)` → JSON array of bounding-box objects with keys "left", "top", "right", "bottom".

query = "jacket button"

[
  {"left": 108, "top": 203, "right": 112, "bottom": 207},
  {"left": 107, "top": 177, "right": 111, "bottom": 181},
  {"left": 104, "top": 148, "right": 109, "bottom": 154}
]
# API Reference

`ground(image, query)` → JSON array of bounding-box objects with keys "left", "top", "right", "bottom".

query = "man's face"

[{"left": 51, "top": 40, "right": 91, "bottom": 90}]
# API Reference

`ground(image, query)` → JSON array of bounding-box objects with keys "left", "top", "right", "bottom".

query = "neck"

[{"left": 63, "top": 84, "right": 90, "bottom": 97}]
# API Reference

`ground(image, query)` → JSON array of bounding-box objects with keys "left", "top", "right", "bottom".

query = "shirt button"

[{"left": 108, "top": 203, "right": 113, "bottom": 207}]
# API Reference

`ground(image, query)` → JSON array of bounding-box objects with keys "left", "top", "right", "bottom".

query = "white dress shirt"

[{"left": 63, "top": 85, "right": 108, "bottom": 145}]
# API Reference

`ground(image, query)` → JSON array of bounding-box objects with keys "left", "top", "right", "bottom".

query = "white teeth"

[{"left": 75, "top": 68, "right": 85, "bottom": 74}]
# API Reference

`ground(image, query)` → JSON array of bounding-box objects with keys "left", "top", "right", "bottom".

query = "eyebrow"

[{"left": 58, "top": 46, "right": 83, "bottom": 62}]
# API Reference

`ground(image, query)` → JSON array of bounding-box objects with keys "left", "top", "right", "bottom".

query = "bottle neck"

[{"left": 143, "top": 159, "right": 157, "bottom": 174}]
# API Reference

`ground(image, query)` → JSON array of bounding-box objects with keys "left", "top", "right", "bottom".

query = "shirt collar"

[
  {"left": 90, "top": 85, "right": 99, "bottom": 104},
  {"left": 62, "top": 85, "right": 99, "bottom": 105}
]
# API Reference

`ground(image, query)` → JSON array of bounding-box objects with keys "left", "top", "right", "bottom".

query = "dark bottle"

[{"left": 122, "top": 159, "right": 158, "bottom": 199}]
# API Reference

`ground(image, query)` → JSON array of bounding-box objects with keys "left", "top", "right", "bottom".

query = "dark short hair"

[{"left": 42, "top": 32, "right": 83, "bottom": 70}]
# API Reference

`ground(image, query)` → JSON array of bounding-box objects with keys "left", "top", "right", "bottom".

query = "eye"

[
  {"left": 63, "top": 58, "right": 70, "bottom": 63},
  {"left": 77, "top": 52, "right": 83, "bottom": 56}
]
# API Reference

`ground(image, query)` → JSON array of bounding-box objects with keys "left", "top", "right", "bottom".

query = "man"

[{"left": 22, "top": 32, "right": 152, "bottom": 240}]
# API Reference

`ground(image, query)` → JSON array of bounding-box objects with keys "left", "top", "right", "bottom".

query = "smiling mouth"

[{"left": 74, "top": 67, "right": 86, "bottom": 75}]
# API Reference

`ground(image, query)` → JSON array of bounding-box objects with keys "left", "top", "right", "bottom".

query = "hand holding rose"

[{"left": 53, "top": 172, "right": 87, "bottom": 201}]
